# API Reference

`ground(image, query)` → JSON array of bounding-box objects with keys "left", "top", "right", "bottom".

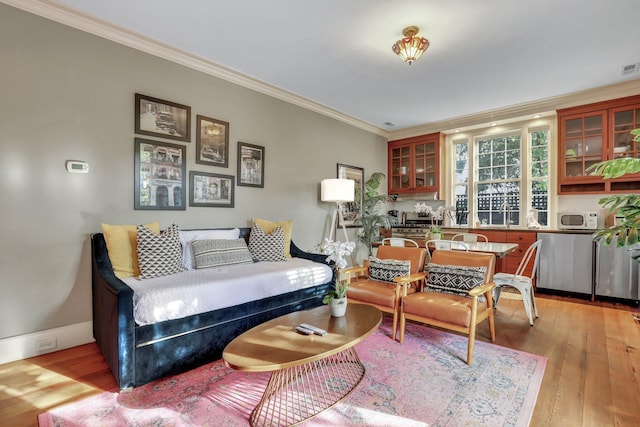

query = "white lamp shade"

[{"left": 321, "top": 179, "right": 355, "bottom": 202}]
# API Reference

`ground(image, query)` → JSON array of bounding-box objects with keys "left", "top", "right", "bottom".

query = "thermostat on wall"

[{"left": 65, "top": 160, "right": 89, "bottom": 173}]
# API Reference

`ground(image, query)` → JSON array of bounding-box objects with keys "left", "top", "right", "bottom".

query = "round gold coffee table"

[{"left": 223, "top": 303, "right": 382, "bottom": 427}]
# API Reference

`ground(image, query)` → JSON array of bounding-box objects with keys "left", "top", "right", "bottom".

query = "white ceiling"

[{"left": 8, "top": 0, "right": 640, "bottom": 135}]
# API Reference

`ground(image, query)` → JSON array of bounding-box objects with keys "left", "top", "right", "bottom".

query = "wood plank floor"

[{"left": 1, "top": 295, "right": 639, "bottom": 426}]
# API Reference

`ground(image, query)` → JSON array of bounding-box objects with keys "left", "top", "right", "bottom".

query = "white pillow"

[{"left": 179, "top": 228, "right": 241, "bottom": 269}]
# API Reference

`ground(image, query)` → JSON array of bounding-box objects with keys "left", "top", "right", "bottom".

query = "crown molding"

[
  {"left": 389, "top": 79, "right": 640, "bottom": 140},
  {"left": 3, "top": 0, "right": 388, "bottom": 137}
]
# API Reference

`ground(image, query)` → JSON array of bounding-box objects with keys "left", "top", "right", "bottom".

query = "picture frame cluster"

[{"left": 133, "top": 93, "right": 265, "bottom": 210}]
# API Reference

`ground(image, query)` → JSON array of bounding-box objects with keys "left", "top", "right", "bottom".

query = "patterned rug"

[{"left": 38, "top": 318, "right": 546, "bottom": 426}]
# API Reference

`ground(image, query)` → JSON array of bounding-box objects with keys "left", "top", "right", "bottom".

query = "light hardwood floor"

[{"left": 1, "top": 295, "right": 639, "bottom": 426}]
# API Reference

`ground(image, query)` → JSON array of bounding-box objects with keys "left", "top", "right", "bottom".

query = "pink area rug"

[{"left": 39, "top": 318, "right": 546, "bottom": 426}]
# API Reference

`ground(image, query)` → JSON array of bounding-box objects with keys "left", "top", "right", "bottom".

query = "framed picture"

[
  {"left": 134, "top": 138, "right": 186, "bottom": 210},
  {"left": 135, "top": 93, "right": 191, "bottom": 142},
  {"left": 196, "top": 115, "right": 229, "bottom": 167},
  {"left": 237, "top": 142, "right": 265, "bottom": 188},
  {"left": 189, "top": 171, "right": 235, "bottom": 207},
  {"left": 337, "top": 163, "right": 364, "bottom": 227}
]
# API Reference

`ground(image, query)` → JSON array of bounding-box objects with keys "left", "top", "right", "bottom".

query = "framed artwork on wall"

[
  {"left": 337, "top": 163, "right": 364, "bottom": 227},
  {"left": 189, "top": 171, "right": 235, "bottom": 207},
  {"left": 237, "top": 142, "right": 265, "bottom": 188},
  {"left": 196, "top": 115, "right": 229, "bottom": 167},
  {"left": 134, "top": 93, "right": 191, "bottom": 142},
  {"left": 134, "top": 138, "right": 186, "bottom": 210}
]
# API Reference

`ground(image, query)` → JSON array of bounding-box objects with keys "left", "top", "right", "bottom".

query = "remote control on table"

[
  {"left": 294, "top": 325, "right": 313, "bottom": 335},
  {"left": 299, "top": 323, "right": 327, "bottom": 336}
]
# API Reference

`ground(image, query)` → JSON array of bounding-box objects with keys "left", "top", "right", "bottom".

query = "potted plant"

[
  {"left": 354, "top": 172, "right": 393, "bottom": 256},
  {"left": 429, "top": 225, "right": 442, "bottom": 240},
  {"left": 318, "top": 238, "right": 356, "bottom": 316},
  {"left": 587, "top": 128, "right": 640, "bottom": 261}
]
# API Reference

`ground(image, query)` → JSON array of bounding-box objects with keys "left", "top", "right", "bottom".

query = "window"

[
  {"left": 477, "top": 133, "right": 521, "bottom": 226},
  {"left": 530, "top": 129, "right": 549, "bottom": 226},
  {"left": 451, "top": 123, "right": 550, "bottom": 227}
]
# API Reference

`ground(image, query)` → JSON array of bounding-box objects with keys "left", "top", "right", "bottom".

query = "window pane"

[
  {"left": 454, "top": 141, "right": 469, "bottom": 225},
  {"left": 530, "top": 129, "right": 549, "bottom": 226}
]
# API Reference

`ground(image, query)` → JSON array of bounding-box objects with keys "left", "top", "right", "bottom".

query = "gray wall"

[{"left": 0, "top": 4, "right": 387, "bottom": 340}]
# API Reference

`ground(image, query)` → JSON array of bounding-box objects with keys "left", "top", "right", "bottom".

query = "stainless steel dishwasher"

[{"left": 537, "top": 232, "right": 594, "bottom": 296}]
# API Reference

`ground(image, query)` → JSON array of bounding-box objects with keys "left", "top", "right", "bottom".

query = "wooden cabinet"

[
  {"left": 557, "top": 95, "right": 640, "bottom": 194},
  {"left": 388, "top": 132, "right": 442, "bottom": 194},
  {"left": 476, "top": 230, "right": 537, "bottom": 278}
]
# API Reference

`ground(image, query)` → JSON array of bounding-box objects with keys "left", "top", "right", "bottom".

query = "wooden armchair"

[
  {"left": 399, "top": 250, "right": 496, "bottom": 364},
  {"left": 343, "top": 245, "right": 427, "bottom": 340}
]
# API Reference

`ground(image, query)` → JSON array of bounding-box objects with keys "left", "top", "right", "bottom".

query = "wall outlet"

[{"left": 35, "top": 338, "right": 57, "bottom": 352}]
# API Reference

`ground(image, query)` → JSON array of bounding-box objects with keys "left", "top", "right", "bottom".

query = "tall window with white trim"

[
  {"left": 450, "top": 122, "right": 550, "bottom": 228},
  {"left": 530, "top": 129, "right": 549, "bottom": 226},
  {"left": 477, "top": 133, "right": 521, "bottom": 226},
  {"left": 454, "top": 141, "right": 470, "bottom": 225}
]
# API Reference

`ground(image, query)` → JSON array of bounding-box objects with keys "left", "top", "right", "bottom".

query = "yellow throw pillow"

[
  {"left": 252, "top": 218, "right": 293, "bottom": 258},
  {"left": 101, "top": 222, "right": 161, "bottom": 278}
]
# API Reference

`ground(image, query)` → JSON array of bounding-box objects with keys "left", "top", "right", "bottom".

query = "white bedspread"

[{"left": 122, "top": 258, "right": 332, "bottom": 326}]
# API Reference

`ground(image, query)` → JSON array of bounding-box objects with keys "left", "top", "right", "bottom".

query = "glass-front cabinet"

[
  {"left": 557, "top": 95, "right": 640, "bottom": 194},
  {"left": 388, "top": 132, "right": 441, "bottom": 194}
]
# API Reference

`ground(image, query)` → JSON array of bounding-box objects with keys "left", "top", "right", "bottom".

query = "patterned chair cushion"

[
  {"left": 137, "top": 223, "right": 187, "bottom": 279},
  {"left": 191, "top": 238, "right": 254, "bottom": 269},
  {"left": 368, "top": 257, "right": 411, "bottom": 283},
  {"left": 424, "top": 263, "right": 487, "bottom": 301},
  {"left": 248, "top": 223, "right": 288, "bottom": 262}
]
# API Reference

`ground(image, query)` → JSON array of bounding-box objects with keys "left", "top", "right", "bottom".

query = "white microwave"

[{"left": 557, "top": 211, "right": 598, "bottom": 230}]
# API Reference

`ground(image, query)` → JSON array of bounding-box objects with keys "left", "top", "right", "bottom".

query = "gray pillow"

[
  {"left": 191, "top": 238, "right": 254, "bottom": 269},
  {"left": 368, "top": 257, "right": 411, "bottom": 283},
  {"left": 424, "top": 263, "right": 487, "bottom": 301},
  {"left": 137, "top": 223, "right": 187, "bottom": 279}
]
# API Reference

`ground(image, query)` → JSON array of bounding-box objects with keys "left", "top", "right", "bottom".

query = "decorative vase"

[
  {"left": 330, "top": 297, "right": 348, "bottom": 317},
  {"left": 431, "top": 232, "right": 442, "bottom": 240}
]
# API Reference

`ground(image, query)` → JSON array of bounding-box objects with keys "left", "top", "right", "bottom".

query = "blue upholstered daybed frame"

[{"left": 91, "top": 227, "right": 332, "bottom": 389}]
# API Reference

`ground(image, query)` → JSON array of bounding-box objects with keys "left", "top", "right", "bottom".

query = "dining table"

[{"left": 373, "top": 239, "right": 519, "bottom": 272}]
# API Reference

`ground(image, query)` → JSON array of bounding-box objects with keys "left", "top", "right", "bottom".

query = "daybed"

[{"left": 91, "top": 226, "right": 333, "bottom": 389}]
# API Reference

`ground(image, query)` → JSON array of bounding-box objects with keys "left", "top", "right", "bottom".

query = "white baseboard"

[{"left": 0, "top": 321, "right": 94, "bottom": 365}]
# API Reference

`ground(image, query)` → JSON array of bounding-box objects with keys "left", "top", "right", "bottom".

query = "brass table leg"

[{"left": 250, "top": 347, "right": 365, "bottom": 427}]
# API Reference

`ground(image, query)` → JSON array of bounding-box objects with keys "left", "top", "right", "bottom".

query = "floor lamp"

[{"left": 321, "top": 178, "right": 355, "bottom": 244}]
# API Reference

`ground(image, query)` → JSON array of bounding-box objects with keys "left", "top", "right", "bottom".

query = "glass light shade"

[
  {"left": 321, "top": 179, "right": 355, "bottom": 202},
  {"left": 392, "top": 35, "right": 430, "bottom": 65}
]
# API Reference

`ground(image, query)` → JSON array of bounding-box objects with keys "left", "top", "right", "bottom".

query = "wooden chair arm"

[
  {"left": 393, "top": 272, "right": 427, "bottom": 295},
  {"left": 468, "top": 282, "right": 496, "bottom": 297},
  {"left": 343, "top": 265, "right": 368, "bottom": 284},
  {"left": 393, "top": 272, "right": 427, "bottom": 285}
]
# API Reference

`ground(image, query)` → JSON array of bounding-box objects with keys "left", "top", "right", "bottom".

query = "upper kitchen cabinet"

[
  {"left": 388, "top": 132, "right": 443, "bottom": 195},
  {"left": 557, "top": 95, "right": 640, "bottom": 194}
]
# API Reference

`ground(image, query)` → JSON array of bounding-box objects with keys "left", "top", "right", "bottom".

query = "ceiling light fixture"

[{"left": 392, "top": 26, "right": 430, "bottom": 65}]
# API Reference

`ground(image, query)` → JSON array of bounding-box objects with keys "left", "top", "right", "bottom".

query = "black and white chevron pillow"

[
  {"left": 248, "top": 223, "right": 288, "bottom": 262},
  {"left": 137, "top": 223, "right": 187, "bottom": 279},
  {"left": 368, "top": 257, "right": 411, "bottom": 283}
]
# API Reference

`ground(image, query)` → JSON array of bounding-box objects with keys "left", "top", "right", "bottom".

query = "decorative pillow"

[
  {"left": 179, "top": 228, "right": 241, "bottom": 269},
  {"left": 101, "top": 221, "right": 161, "bottom": 278},
  {"left": 424, "top": 263, "right": 487, "bottom": 301},
  {"left": 368, "top": 256, "right": 411, "bottom": 283},
  {"left": 191, "top": 238, "right": 254, "bottom": 269},
  {"left": 248, "top": 223, "right": 288, "bottom": 262},
  {"left": 252, "top": 218, "right": 293, "bottom": 258},
  {"left": 137, "top": 223, "right": 187, "bottom": 279}
]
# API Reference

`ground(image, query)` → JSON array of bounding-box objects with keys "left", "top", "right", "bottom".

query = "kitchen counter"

[{"left": 442, "top": 227, "right": 597, "bottom": 235}]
